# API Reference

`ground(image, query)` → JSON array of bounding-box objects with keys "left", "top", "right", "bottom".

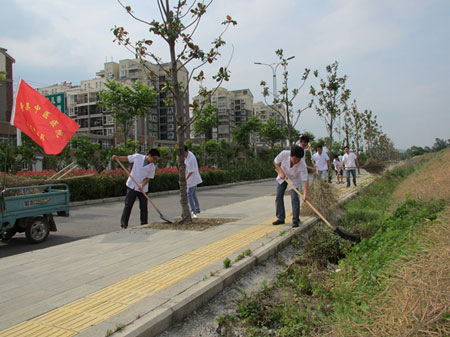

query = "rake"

[{"left": 115, "top": 158, "right": 174, "bottom": 224}]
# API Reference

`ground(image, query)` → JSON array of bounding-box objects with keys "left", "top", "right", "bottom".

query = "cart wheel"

[{"left": 25, "top": 217, "right": 50, "bottom": 244}]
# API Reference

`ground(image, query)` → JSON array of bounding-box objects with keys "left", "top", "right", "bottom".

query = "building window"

[
  {"left": 167, "top": 132, "right": 174, "bottom": 139},
  {"left": 106, "top": 127, "right": 115, "bottom": 136},
  {"left": 120, "top": 70, "right": 126, "bottom": 78}
]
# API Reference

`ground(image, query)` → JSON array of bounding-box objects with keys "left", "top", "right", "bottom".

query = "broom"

[{"left": 283, "top": 176, "right": 360, "bottom": 242}]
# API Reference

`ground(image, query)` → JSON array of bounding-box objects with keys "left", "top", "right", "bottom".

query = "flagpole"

[{"left": 10, "top": 77, "right": 22, "bottom": 146}]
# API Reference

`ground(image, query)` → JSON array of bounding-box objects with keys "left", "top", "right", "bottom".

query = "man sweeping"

[
  {"left": 273, "top": 145, "right": 308, "bottom": 228},
  {"left": 112, "top": 149, "right": 160, "bottom": 229}
]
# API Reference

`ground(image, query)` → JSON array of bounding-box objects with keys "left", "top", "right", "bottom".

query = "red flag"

[{"left": 11, "top": 79, "right": 79, "bottom": 155}]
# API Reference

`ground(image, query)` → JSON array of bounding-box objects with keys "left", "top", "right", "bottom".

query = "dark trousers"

[
  {"left": 275, "top": 181, "right": 300, "bottom": 224},
  {"left": 120, "top": 187, "right": 148, "bottom": 228}
]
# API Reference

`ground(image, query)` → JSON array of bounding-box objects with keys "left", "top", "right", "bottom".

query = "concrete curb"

[
  {"left": 113, "top": 217, "right": 319, "bottom": 337},
  {"left": 70, "top": 178, "right": 274, "bottom": 207}
]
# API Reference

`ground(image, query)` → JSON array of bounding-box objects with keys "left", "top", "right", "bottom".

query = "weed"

[
  {"left": 105, "top": 323, "right": 125, "bottom": 336},
  {"left": 235, "top": 249, "right": 252, "bottom": 262},
  {"left": 223, "top": 257, "right": 231, "bottom": 268},
  {"left": 279, "top": 230, "right": 286, "bottom": 236}
]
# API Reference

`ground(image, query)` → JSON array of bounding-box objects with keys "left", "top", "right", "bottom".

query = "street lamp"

[{"left": 254, "top": 55, "right": 295, "bottom": 101}]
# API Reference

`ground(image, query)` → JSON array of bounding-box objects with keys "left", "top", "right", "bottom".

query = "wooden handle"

[
  {"left": 114, "top": 157, "right": 162, "bottom": 216},
  {"left": 283, "top": 177, "right": 335, "bottom": 230}
]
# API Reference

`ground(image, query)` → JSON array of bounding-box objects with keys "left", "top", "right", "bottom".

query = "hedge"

[{"left": 65, "top": 167, "right": 276, "bottom": 202}]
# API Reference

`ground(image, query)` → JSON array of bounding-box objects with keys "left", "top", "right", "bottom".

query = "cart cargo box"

[{"left": 0, "top": 184, "right": 70, "bottom": 243}]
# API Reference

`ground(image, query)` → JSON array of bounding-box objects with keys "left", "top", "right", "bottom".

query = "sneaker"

[
  {"left": 292, "top": 222, "right": 299, "bottom": 228},
  {"left": 272, "top": 219, "right": 285, "bottom": 225},
  {"left": 191, "top": 212, "right": 198, "bottom": 218},
  {"left": 120, "top": 225, "right": 127, "bottom": 229}
]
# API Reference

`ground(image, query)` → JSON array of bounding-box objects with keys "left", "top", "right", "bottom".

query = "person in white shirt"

[
  {"left": 312, "top": 145, "right": 330, "bottom": 181},
  {"left": 333, "top": 155, "right": 343, "bottom": 184},
  {"left": 339, "top": 146, "right": 359, "bottom": 187},
  {"left": 273, "top": 145, "right": 308, "bottom": 228},
  {"left": 184, "top": 146, "right": 203, "bottom": 218},
  {"left": 113, "top": 149, "right": 160, "bottom": 229}
]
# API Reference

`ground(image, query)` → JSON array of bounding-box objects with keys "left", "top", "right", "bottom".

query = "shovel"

[
  {"left": 114, "top": 157, "right": 174, "bottom": 224},
  {"left": 282, "top": 176, "right": 360, "bottom": 242}
]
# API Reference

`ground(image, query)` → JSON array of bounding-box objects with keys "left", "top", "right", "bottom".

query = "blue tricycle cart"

[{"left": 0, "top": 184, "right": 70, "bottom": 243}]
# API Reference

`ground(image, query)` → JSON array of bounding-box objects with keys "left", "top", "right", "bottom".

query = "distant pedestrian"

[
  {"left": 297, "top": 135, "right": 315, "bottom": 172},
  {"left": 333, "top": 155, "right": 343, "bottom": 184},
  {"left": 185, "top": 145, "right": 203, "bottom": 218},
  {"left": 113, "top": 149, "right": 160, "bottom": 229},
  {"left": 312, "top": 145, "right": 330, "bottom": 181},
  {"left": 273, "top": 145, "right": 308, "bottom": 228},
  {"left": 339, "top": 146, "right": 359, "bottom": 187}
]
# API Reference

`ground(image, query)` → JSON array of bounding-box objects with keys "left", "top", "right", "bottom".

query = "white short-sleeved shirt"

[
  {"left": 274, "top": 150, "right": 308, "bottom": 189},
  {"left": 185, "top": 151, "right": 203, "bottom": 188},
  {"left": 342, "top": 152, "right": 358, "bottom": 169},
  {"left": 126, "top": 154, "right": 156, "bottom": 192},
  {"left": 312, "top": 152, "right": 329, "bottom": 171},
  {"left": 333, "top": 158, "right": 342, "bottom": 170}
]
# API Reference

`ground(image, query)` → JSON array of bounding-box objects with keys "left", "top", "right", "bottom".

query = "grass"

[{"left": 217, "top": 151, "right": 450, "bottom": 336}]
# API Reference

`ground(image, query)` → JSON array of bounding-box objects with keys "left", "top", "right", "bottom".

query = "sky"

[{"left": 1, "top": 0, "right": 449, "bottom": 150}]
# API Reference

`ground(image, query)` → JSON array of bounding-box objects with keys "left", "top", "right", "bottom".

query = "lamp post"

[{"left": 254, "top": 55, "right": 295, "bottom": 101}]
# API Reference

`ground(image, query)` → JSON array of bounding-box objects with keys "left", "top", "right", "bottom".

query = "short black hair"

[
  {"left": 317, "top": 144, "right": 323, "bottom": 149},
  {"left": 290, "top": 145, "right": 304, "bottom": 159},
  {"left": 184, "top": 145, "right": 188, "bottom": 152},
  {"left": 334, "top": 155, "right": 339, "bottom": 159},
  {"left": 148, "top": 148, "right": 160, "bottom": 157},
  {"left": 344, "top": 145, "right": 349, "bottom": 150},
  {"left": 299, "top": 135, "right": 310, "bottom": 143}
]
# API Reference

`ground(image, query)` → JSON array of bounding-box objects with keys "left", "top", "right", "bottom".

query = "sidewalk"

[{"left": 0, "top": 177, "right": 370, "bottom": 337}]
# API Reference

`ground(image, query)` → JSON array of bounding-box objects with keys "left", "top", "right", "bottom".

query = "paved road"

[{"left": 0, "top": 180, "right": 275, "bottom": 258}]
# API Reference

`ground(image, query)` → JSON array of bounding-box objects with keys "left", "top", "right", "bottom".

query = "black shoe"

[
  {"left": 121, "top": 225, "right": 127, "bottom": 229},
  {"left": 272, "top": 219, "right": 285, "bottom": 225},
  {"left": 292, "top": 222, "right": 299, "bottom": 228}
]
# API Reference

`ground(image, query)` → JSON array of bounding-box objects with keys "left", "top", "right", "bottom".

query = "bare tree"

[
  {"left": 113, "top": 0, "right": 236, "bottom": 221},
  {"left": 310, "top": 61, "right": 351, "bottom": 162},
  {"left": 260, "top": 49, "right": 311, "bottom": 147}
]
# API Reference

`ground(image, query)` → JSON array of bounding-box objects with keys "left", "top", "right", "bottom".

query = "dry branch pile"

[{"left": 300, "top": 174, "right": 340, "bottom": 219}]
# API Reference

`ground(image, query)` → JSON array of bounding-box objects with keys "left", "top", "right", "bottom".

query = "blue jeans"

[
  {"left": 275, "top": 181, "right": 300, "bottom": 224},
  {"left": 187, "top": 185, "right": 200, "bottom": 214},
  {"left": 346, "top": 169, "right": 357, "bottom": 187}
]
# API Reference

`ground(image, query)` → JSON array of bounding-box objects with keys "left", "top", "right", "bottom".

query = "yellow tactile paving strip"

[{"left": 0, "top": 216, "right": 282, "bottom": 336}]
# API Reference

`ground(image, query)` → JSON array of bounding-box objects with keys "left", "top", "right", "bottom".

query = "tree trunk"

[{"left": 169, "top": 39, "right": 191, "bottom": 221}]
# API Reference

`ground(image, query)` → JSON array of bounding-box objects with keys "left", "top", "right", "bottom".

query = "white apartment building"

[
  {"left": 253, "top": 101, "right": 287, "bottom": 148},
  {"left": 193, "top": 88, "right": 254, "bottom": 143},
  {"left": 37, "top": 58, "right": 190, "bottom": 149}
]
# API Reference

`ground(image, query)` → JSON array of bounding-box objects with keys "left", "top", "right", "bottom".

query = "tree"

[
  {"left": 113, "top": 0, "right": 236, "bottom": 221},
  {"left": 432, "top": 138, "right": 449, "bottom": 152},
  {"left": 192, "top": 104, "right": 218, "bottom": 141},
  {"left": 99, "top": 80, "right": 157, "bottom": 145},
  {"left": 232, "top": 116, "right": 262, "bottom": 148},
  {"left": 361, "top": 109, "right": 381, "bottom": 156},
  {"left": 70, "top": 134, "right": 100, "bottom": 169},
  {"left": 260, "top": 49, "right": 311, "bottom": 146},
  {"left": 258, "top": 117, "right": 286, "bottom": 147},
  {"left": 193, "top": 104, "right": 218, "bottom": 166},
  {"left": 310, "top": 61, "right": 351, "bottom": 164}
]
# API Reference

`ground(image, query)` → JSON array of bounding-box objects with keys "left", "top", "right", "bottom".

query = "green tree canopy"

[{"left": 99, "top": 80, "right": 157, "bottom": 144}]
